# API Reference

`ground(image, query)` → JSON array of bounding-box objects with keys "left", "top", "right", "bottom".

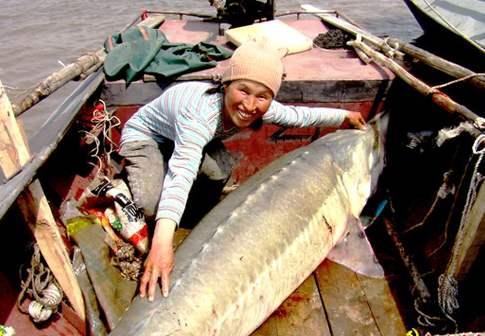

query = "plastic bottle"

[{"left": 90, "top": 178, "right": 149, "bottom": 254}]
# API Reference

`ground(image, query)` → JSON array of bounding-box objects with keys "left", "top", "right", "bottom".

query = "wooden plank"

[
  {"left": 448, "top": 181, "right": 485, "bottom": 281},
  {"left": 17, "top": 180, "right": 86, "bottom": 322},
  {"left": 315, "top": 260, "right": 382, "bottom": 335},
  {"left": 0, "top": 81, "right": 85, "bottom": 321},
  {"left": 355, "top": 273, "right": 407, "bottom": 334},
  {"left": 0, "top": 81, "right": 30, "bottom": 178},
  {"left": 252, "top": 275, "right": 331, "bottom": 336},
  {"left": 138, "top": 14, "right": 166, "bottom": 28}
]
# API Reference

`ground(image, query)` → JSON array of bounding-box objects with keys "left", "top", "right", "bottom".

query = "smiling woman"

[{"left": 118, "top": 40, "right": 367, "bottom": 301}]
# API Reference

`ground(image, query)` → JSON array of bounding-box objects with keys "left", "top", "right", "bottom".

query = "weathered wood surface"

[
  {"left": 355, "top": 270, "right": 408, "bottom": 334},
  {"left": 12, "top": 14, "right": 166, "bottom": 117},
  {"left": 12, "top": 48, "right": 107, "bottom": 117},
  {"left": 0, "top": 81, "right": 85, "bottom": 321},
  {"left": 349, "top": 39, "right": 480, "bottom": 123},
  {"left": 0, "top": 81, "right": 31, "bottom": 178},
  {"left": 446, "top": 180, "right": 485, "bottom": 281},
  {"left": 315, "top": 260, "right": 407, "bottom": 335},
  {"left": 387, "top": 38, "right": 485, "bottom": 91}
]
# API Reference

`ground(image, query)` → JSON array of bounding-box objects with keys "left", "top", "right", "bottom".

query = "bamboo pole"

[
  {"left": 348, "top": 39, "right": 480, "bottom": 123},
  {"left": 387, "top": 38, "right": 485, "bottom": 91},
  {"left": 12, "top": 49, "right": 106, "bottom": 116},
  {"left": 302, "top": 4, "right": 485, "bottom": 93},
  {"left": 0, "top": 81, "right": 85, "bottom": 321},
  {"left": 12, "top": 13, "right": 166, "bottom": 117}
]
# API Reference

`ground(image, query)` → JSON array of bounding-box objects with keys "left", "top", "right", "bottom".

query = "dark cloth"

[{"left": 104, "top": 26, "right": 232, "bottom": 83}]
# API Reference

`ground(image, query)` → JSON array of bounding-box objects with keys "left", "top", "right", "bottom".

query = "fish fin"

[{"left": 327, "top": 216, "right": 384, "bottom": 278}]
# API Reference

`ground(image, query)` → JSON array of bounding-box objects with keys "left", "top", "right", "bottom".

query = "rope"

[
  {"left": 17, "top": 244, "right": 63, "bottom": 323},
  {"left": 436, "top": 119, "right": 484, "bottom": 147},
  {"left": 428, "top": 156, "right": 472, "bottom": 258},
  {"left": 431, "top": 73, "right": 485, "bottom": 91},
  {"left": 404, "top": 171, "right": 455, "bottom": 233},
  {"left": 80, "top": 99, "right": 120, "bottom": 179},
  {"left": 414, "top": 297, "right": 447, "bottom": 329},
  {"left": 437, "top": 133, "right": 485, "bottom": 324},
  {"left": 437, "top": 274, "right": 459, "bottom": 325},
  {"left": 383, "top": 37, "right": 401, "bottom": 59}
]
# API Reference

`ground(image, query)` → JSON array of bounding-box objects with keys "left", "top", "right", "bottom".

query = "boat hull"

[{"left": 403, "top": 0, "right": 485, "bottom": 70}]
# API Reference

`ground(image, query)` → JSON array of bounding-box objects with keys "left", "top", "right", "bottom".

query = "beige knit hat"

[{"left": 222, "top": 40, "right": 285, "bottom": 97}]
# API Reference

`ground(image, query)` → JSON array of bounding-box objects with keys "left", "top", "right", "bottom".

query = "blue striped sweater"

[{"left": 121, "top": 81, "right": 348, "bottom": 226}]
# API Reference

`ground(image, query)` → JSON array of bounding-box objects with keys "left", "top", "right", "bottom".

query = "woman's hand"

[
  {"left": 139, "top": 218, "right": 177, "bottom": 301},
  {"left": 346, "top": 111, "right": 367, "bottom": 130}
]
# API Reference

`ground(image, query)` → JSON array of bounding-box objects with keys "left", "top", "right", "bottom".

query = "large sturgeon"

[{"left": 110, "top": 114, "right": 388, "bottom": 336}]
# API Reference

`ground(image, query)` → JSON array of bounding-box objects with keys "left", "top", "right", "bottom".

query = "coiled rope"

[{"left": 17, "top": 244, "right": 63, "bottom": 323}]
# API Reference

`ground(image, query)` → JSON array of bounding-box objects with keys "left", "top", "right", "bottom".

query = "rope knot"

[{"left": 472, "top": 134, "right": 485, "bottom": 155}]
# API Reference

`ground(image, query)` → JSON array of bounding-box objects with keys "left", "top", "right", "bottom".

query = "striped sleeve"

[
  {"left": 262, "top": 100, "right": 348, "bottom": 128},
  {"left": 155, "top": 104, "right": 212, "bottom": 226}
]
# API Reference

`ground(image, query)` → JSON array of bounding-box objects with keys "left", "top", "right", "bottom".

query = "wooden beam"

[
  {"left": 0, "top": 81, "right": 85, "bottom": 321},
  {"left": 387, "top": 38, "right": 485, "bottom": 91},
  {"left": 0, "top": 81, "right": 30, "bottom": 178},
  {"left": 447, "top": 181, "right": 485, "bottom": 281},
  {"left": 16, "top": 181, "right": 86, "bottom": 321},
  {"left": 348, "top": 39, "right": 480, "bottom": 123}
]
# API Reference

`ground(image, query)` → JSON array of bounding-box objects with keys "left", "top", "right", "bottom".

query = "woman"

[{"left": 119, "top": 40, "right": 366, "bottom": 301}]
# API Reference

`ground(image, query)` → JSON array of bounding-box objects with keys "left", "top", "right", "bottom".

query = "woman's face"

[{"left": 223, "top": 79, "right": 273, "bottom": 129}]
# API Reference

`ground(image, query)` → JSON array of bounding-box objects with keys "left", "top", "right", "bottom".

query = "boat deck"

[
  {"left": 253, "top": 260, "right": 406, "bottom": 335},
  {"left": 103, "top": 17, "right": 393, "bottom": 108},
  {"left": 0, "top": 14, "right": 404, "bottom": 336}
]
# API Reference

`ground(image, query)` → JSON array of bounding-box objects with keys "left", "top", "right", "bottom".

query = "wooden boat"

[
  {"left": 403, "top": 0, "right": 485, "bottom": 69},
  {"left": 1, "top": 5, "right": 484, "bottom": 335}
]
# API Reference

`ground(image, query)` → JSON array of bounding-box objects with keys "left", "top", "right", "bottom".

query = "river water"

[{"left": 0, "top": 0, "right": 422, "bottom": 135}]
